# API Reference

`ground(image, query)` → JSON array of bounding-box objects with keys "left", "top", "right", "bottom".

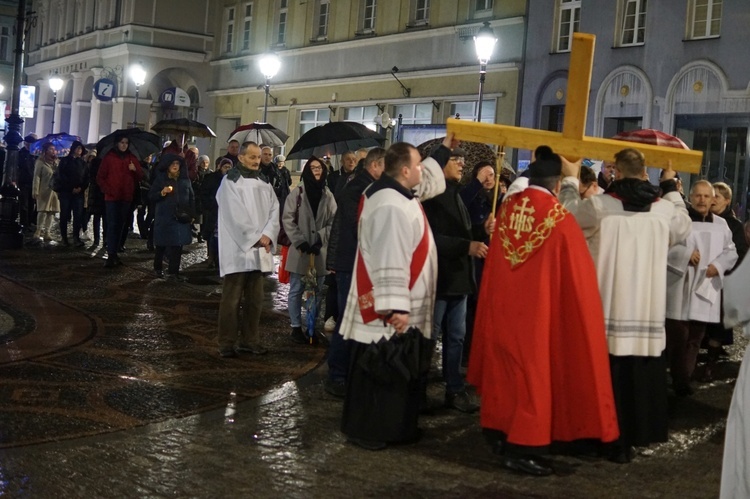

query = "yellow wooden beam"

[
  {"left": 446, "top": 118, "right": 703, "bottom": 173},
  {"left": 562, "top": 33, "right": 595, "bottom": 141}
]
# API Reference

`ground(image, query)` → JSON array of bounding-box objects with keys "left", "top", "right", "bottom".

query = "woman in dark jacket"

[
  {"left": 149, "top": 154, "right": 195, "bottom": 281},
  {"left": 57, "top": 141, "right": 89, "bottom": 246}
]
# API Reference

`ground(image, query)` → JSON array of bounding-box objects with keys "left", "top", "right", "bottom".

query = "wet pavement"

[{"left": 0, "top": 227, "right": 743, "bottom": 498}]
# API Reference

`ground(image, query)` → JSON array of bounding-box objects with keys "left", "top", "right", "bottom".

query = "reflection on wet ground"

[{"left": 0, "top": 229, "right": 744, "bottom": 497}]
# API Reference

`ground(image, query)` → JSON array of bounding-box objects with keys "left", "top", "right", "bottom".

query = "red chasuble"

[{"left": 467, "top": 187, "right": 619, "bottom": 447}]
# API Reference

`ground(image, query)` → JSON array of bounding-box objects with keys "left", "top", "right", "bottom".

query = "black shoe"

[
  {"left": 103, "top": 258, "right": 116, "bottom": 268},
  {"left": 154, "top": 269, "right": 164, "bottom": 278},
  {"left": 674, "top": 384, "right": 694, "bottom": 397},
  {"left": 61, "top": 237, "right": 70, "bottom": 247},
  {"left": 348, "top": 437, "right": 386, "bottom": 451},
  {"left": 502, "top": 456, "right": 553, "bottom": 476},
  {"left": 118, "top": 246, "right": 126, "bottom": 252},
  {"left": 237, "top": 344, "right": 268, "bottom": 355},
  {"left": 92, "top": 238, "right": 100, "bottom": 247},
  {"left": 290, "top": 327, "right": 307, "bottom": 344},
  {"left": 74, "top": 238, "right": 85, "bottom": 247},
  {"left": 323, "top": 378, "right": 346, "bottom": 398},
  {"left": 607, "top": 446, "right": 634, "bottom": 464},
  {"left": 445, "top": 390, "right": 479, "bottom": 413},
  {"left": 219, "top": 348, "right": 237, "bottom": 358},
  {"left": 166, "top": 273, "right": 188, "bottom": 282}
]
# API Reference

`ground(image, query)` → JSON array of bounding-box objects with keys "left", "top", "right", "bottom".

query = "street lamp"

[
  {"left": 258, "top": 53, "right": 281, "bottom": 123},
  {"left": 130, "top": 63, "right": 147, "bottom": 128},
  {"left": 48, "top": 76, "right": 64, "bottom": 132},
  {"left": 474, "top": 21, "right": 497, "bottom": 122}
]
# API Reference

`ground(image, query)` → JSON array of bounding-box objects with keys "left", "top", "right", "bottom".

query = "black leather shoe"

[
  {"left": 502, "top": 456, "right": 553, "bottom": 476},
  {"left": 348, "top": 437, "right": 386, "bottom": 451},
  {"left": 445, "top": 390, "right": 479, "bottom": 413},
  {"left": 323, "top": 378, "right": 346, "bottom": 398},
  {"left": 103, "top": 259, "right": 116, "bottom": 268}
]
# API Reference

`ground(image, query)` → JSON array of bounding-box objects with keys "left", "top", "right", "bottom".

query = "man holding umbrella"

[{"left": 97, "top": 133, "right": 144, "bottom": 267}]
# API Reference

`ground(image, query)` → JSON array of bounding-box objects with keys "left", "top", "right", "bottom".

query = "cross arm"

[{"left": 446, "top": 118, "right": 702, "bottom": 173}]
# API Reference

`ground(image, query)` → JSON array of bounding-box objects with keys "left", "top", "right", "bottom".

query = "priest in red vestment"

[{"left": 467, "top": 155, "right": 619, "bottom": 476}]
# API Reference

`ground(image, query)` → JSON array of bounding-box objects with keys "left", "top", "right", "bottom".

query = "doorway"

[{"left": 674, "top": 114, "right": 749, "bottom": 220}]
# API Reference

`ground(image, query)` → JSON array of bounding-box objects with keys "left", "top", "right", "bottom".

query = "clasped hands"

[{"left": 297, "top": 241, "right": 322, "bottom": 255}]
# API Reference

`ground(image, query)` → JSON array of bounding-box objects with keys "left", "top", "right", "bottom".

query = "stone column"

[
  {"left": 34, "top": 78, "right": 48, "bottom": 137},
  {"left": 67, "top": 71, "right": 85, "bottom": 137},
  {"left": 86, "top": 68, "right": 103, "bottom": 144}
]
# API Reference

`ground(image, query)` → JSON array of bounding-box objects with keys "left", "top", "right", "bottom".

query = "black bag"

[
  {"left": 174, "top": 206, "right": 193, "bottom": 224},
  {"left": 49, "top": 169, "right": 62, "bottom": 192},
  {"left": 171, "top": 182, "right": 193, "bottom": 223}
]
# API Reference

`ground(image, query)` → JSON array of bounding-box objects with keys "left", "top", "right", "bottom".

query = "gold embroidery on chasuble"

[{"left": 498, "top": 195, "right": 567, "bottom": 267}]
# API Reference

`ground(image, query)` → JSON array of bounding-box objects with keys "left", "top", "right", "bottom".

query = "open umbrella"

[
  {"left": 96, "top": 128, "right": 162, "bottom": 160},
  {"left": 228, "top": 122, "right": 289, "bottom": 148},
  {"left": 612, "top": 129, "right": 690, "bottom": 150},
  {"left": 416, "top": 138, "right": 513, "bottom": 184},
  {"left": 152, "top": 118, "right": 216, "bottom": 141},
  {"left": 29, "top": 132, "right": 81, "bottom": 156},
  {"left": 286, "top": 121, "right": 385, "bottom": 161},
  {"left": 302, "top": 255, "right": 318, "bottom": 345}
]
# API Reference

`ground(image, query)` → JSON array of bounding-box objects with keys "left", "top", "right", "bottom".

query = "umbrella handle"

[
  {"left": 489, "top": 147, "right": 505, "bottom": 241},
  {"left": 309, "top": 254, "right": 315, "bottom": 269}
]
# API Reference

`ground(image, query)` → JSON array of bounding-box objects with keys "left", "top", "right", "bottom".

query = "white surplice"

[{"left": 720, "top": 253, "right": 750, "bottom": 499}]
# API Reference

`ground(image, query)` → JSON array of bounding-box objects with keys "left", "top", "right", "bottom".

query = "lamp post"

[
  {"left": 48, "top": 76, "right": 63, "bottom": 132},
  {"left": 474, "top": 21, "right": 497, "bottom": 123},
  {"left": 258, "top": 53, "right": 281, "bottom": 123},
  {"left": 129, "top": 63, "right": 147, "bottom": 128}
]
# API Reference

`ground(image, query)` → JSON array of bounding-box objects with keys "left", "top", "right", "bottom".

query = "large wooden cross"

[{"left": 447, "top": 33, "right": 702, "bottom": 173}]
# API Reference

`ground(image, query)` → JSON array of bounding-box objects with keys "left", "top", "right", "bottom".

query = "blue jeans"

[
  {"left": 288, "top": 272, "right": 325, "bottom": 329},
  {"left": 58, "top": 192, "right": 84, "bottom": 240},
  {"left": 433, "top": 296, "right": 468, "bottom": 395},
  {"left": 328, "top": 271, "right": 353, "bottom": 382}
]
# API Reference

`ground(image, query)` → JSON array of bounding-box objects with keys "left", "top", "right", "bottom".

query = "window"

[
  {"left": 362, "top": 0, "right": 377, "bottom": 32},
  {"left": 242, "top": 3, "right": 253, "bottom": 51},
  {"left": 300, "top": 108, "right": 331, "bottom": 135},
  {"left": 277, "top": 0, "right": 288, "bottom": 46},
  {"left": 620, "top": 0, "right": 647, "bottom": 46},
  {"left": 476, "top": 0, "right": 493, "bottom": 13},
  {"left": 393, "top": 103, "right": 432, "bottom": 125},
  {"left": 224, "top": 7, "right": 235, "bottom": 54},
  {"left": 450, "top": 100, "right": 496, "bottom": 123},
  {"left": 411, "top": 0, "right": 430, "bottom": 26},
  {"left": 0, "top": 26, "right": 10, "bottom": 62},
  {"left": 555, "top": 0, "right": 580, "bottom": 52},
  {"left": 316, "top": 0, "right": 330, "bottom": 39},
  {"left": 541, "top": 105, "right": 565, "bottom": 132},
  {"left": 345, "top": 106, "right": 378, "bottom": 131},
  {"left": 689, "top": 0, "right": 722, "bottom": 39}
]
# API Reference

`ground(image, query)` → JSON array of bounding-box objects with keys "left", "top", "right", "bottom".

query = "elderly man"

[
  {"left": 665, "top": 180, "right": 737, "bottom": 396},
  {"left": 328, "top": 150, "right": 358, "bottom": 196},
  {"left": 339, "top": 136, "right": 454, "bottom": 450},
  {"left": 423, "top": 147, "right": 492, "bottom": 413},
  {"left": 559, "top": 147, "right": 691, "bottom": 462},
  {"left": 216, "top": 142, "right": 280, "bottom": 358},
  {"left": 222, "top": 139, "right": 240, "bottom": 166}
]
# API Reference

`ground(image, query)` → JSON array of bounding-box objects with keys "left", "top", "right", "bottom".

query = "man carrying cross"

[
  {"left": 559, "top": 148, "right": 691, "bottom": 462},
  {"left": 468, "top": 154, "right": 619, "bottom": 476}
]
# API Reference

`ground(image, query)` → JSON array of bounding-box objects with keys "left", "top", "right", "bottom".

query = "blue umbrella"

[
  {"left": 302, "top": 255, "right": 318, "bottom": 344},
  {"left": 29, "top": 132, "right": 81, "bottom": 156}
]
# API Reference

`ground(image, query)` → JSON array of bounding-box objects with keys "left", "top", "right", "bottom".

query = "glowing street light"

[
  {"left": 130, "top": 63, "right": 147, "bottom": 127},
  {"left": 473, "top": 22, "right": 497, "bottom": 122},
  {"left": 49, "top": 76, "right": 64, "bottom": 132},
  {"left": 258, "top": 53, "right": 281, "bottom": 123}
]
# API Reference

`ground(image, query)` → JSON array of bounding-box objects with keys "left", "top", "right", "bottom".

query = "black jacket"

[
  {"left": 57, "top": 155, "right": 90, "bottom": 194},
  {"left": 326, "top": 169, "right": 376, "bottom": 272},
  {"left": 423, "top": 181, "right": 477, "bottom": 297}
]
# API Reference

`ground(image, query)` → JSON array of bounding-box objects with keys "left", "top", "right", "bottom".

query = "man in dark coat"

[
  {"left": 423, "top": 147, "right": 493, "bottom": 413},
  {"left": 18, "top": 134, "right": 38, "bottom": 232},
  {"left": 322, "top": 147, "right": 386, "bottom": 397},
  {"left": 199, "top": 158, "right": 233, "bottom": 268}
]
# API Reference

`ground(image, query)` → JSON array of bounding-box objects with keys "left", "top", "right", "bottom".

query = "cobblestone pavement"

[{"left": 0, "top": 230, "right": 742, "bottom": 498}]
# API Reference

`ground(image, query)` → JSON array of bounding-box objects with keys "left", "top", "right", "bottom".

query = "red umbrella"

[{"left": 612, "top": 129, "right": 689, "bottom": 150}]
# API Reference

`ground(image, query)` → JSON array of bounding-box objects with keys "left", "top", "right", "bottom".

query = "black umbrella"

[
  {"left": 286, "top": 121, "right": 385, "bottom": 160},
  {"left": 357, "top": 327, "right": 434, "bottom": 385},
  {"left": 151, "top": 118, "right": 216, "bottom": 140},
  {"left": 96, "top": 128, "right": 162, "bottom": 160}
]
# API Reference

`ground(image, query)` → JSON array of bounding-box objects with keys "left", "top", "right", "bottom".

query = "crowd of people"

[{"left": 13, "top": 129, "right": 750, "bottom": 490}]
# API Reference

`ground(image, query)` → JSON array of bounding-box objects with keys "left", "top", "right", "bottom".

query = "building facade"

[
  {"left": 520, "top": 0, "right": 750, "bottom": 218},
  {"left": 22, "top": 0, "right": 526, "bottom": 168}
]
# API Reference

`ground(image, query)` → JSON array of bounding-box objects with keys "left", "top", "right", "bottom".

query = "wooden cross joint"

[{"left": 447, "top": 33, "right": 703, "bottom": 173}]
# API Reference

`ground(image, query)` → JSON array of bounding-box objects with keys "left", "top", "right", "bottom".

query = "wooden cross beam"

[{"left": 447, "top": 32, "right": 703, "bottom": 173}]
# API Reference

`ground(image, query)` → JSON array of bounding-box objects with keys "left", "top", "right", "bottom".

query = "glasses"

[
  {"left": 449, "top": 157, "right": 465, "bottom": 163},
  {"left": 310, "top": 165, "right": 323, "bottom": 171}
]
